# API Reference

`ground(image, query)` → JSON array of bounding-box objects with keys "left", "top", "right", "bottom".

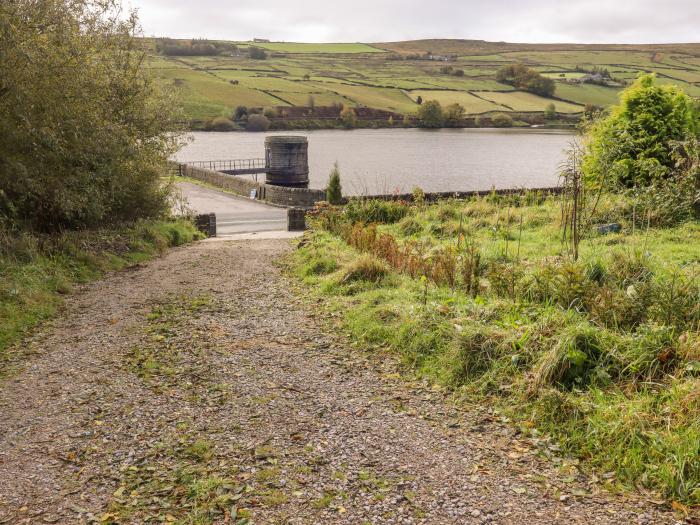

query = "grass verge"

[
  {"left": 288, "top": 195, "right": 700, "bottom": 511},
  {"left": 0, "top": 219, "right": 203, "bottom": 373}
]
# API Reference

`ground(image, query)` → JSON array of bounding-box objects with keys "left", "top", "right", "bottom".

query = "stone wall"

[
  {"left": 178, "top": 163, "right": 562, "bottom": 209},
  {"left": 179, "top": 164, "right": 325, "bottom": 208},
  {"left": 359, "top": 186, "right": 563, "bottom": 203}
]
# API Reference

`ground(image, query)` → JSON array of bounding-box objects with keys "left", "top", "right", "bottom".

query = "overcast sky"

[{"left": 126, "top": 0, "right": 700, "bottom": 44}]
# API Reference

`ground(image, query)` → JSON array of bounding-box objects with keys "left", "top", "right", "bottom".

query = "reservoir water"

[{"left": 174, "top": 128, "right": 576, "bottom": 195}]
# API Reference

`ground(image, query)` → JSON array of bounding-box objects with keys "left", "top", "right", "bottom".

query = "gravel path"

[{"left": 0, "top": 239, "right": 685, "bottom": 524}]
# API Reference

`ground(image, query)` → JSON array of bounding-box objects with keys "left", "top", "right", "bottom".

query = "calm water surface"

[{"left": 175, "top": 128, "right": 576, "bottom": 195}]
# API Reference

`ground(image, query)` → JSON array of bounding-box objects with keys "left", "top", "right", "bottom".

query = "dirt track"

[{"left": 0, "top": 239, "right": 683, "bottom": 524}]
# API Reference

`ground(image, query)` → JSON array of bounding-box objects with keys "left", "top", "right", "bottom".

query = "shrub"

[
  {"left": 344, "top": 200, "right": 409, "bottom": 224},
  {"left": 206, "top": 117, "right": 237, "bottom": 131},
  {"left": 398, "top": 217, "right": 423, "bottom": 236},
  {"left": 582, "top": 74, "right": 699, "bottom": 190},
  {"left": 248, "top": 46, "right": 267, "bottom": 60},
  {"left": 544, "top": 103, "right": 557, "bottom": 120},
  {"left": 340, "top": 106, "right": 357, "bottom": 129},
  {"left": 411, "top": 186, "right": 426, "bottom": 205},
  {"left": 417, "top": 100, "right": 444, "bottom": 128},
  {"left": 492, "top": 113, "right": 514, "bottom": 128},
  {"left": 341, "top": 254, "right": 388, "bottom": 284},
  {"left": 245, "top": 114, "right": 270, "bottom": 131},
  {"left": 444, "top": 103, "right": 465, "bottom": 126},
  {"left": 233, "top": 106, "right": 248, "bottom": 120},
  {"left": 326, "top": 163, "right": 342, "bottom": 205}
]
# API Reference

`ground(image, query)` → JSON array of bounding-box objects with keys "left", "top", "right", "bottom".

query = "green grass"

[
  {"left": 408, "top": 90, "right": 504, "bottom": 113},
  {"left": 241, "top": 42, "right": 385, "bottom": 54},
  {"left": 542, "top": 72, "right": 588, "bottom": 79},
  {"left": 289, "top": 195, "right": 700, "bottom": 508},
  {"left": 553, "top": 83, "right": 622, "bottom": 106},
  {"left": 0, "top": 220, "right": 203, "bottom": 373},
  {"left": 478, "top": 90, "right": 584, "bottom": 113},
  {"left": 311, "top": 82, "right": 418, "bottom": 113},
  {"left": 151, "top": 66, "right": 285, "bottom": 120},
  {"left": 277, "top": 91, "right": 352, "bottom": 107},
  {"left": 143, "top": 39, "right": 700, "bottom": 122}
]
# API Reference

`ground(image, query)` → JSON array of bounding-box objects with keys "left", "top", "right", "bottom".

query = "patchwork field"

[
  {"left": 478, "top": 91, "right": 585, "bottom": 113},
  {"left": 144, "top": 39, "right": 700, "bottom": 124}
]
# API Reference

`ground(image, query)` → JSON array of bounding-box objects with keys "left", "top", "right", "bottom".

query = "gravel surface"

[{"left": 0, "top": 239, "right": 686, "bottom": 524}]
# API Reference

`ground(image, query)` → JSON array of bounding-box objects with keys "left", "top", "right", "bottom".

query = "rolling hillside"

[{"left": 144, "top": 39, "right": 700, "bottom": 125}]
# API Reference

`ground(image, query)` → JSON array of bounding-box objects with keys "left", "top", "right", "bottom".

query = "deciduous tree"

[
  {"left": 444, "top": 103, "right": 466, "bottom": 126},
  {"left": 0, "top": 0, "right": 182, "bottom": 230},
  {"left": 417, "top": 100, "right": 444, "bottom": 128}
]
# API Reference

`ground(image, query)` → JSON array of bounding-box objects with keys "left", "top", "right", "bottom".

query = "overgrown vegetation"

[
  {"left": 0, "top": 0, "right": 181, "bottom": 230},
  {"left": 292, "top": 78, "right": 700, "bottom": 507},
  {"left": 293, "top": 192, "right": 699, "bottom": 507}
]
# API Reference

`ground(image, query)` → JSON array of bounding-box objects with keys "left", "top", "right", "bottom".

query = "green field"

[
  {"left": 408, "top": 90, "right": 504, "bottom": 113},
  {"left": 240, "top": 42, "right": 384, "bottom": 54},
  {"left": 478, "top": 90, "right": 585, "bottom": 113},
  {"left": 145, "top": 39, "right": 700, "bottom": 123}
]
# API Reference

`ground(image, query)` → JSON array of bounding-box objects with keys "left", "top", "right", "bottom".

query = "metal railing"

[{"left": 184, "top": 158, "right": 266, "bottom": 172}]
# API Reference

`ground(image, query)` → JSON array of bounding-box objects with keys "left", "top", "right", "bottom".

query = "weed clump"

[
  {"left": 441, "top": 323, "right": 508, "bottom": 385},
  {"left": 531, "top": 322, "right": 606, "bottom": 391},
  {"left": 341, "top": 254, "right": 389, "bottom": 284},
  {"left": 302, "top": 256, "right": 338, "bottom": 276},
  {"left": 398, "top": 216, "right": 423, "bottom": 236},
  {"left": 344, "top": 199, "right": 409, "bottom": 224}
]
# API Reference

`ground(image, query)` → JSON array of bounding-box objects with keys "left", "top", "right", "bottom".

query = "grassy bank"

[
  {"left": 0, "top": 220, "right": 202, "bottom": 372},
  {"left": 289, "top": 195, "right": 700, "bottom": 509}
]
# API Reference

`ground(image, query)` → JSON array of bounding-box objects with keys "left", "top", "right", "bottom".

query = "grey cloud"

[{"left": 127, "top": 0, "right": 700, "bottom": 43}]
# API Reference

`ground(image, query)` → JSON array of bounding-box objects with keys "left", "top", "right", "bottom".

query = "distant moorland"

[{"left": 143, "top": 38, "right": 700, "bottom": 129}]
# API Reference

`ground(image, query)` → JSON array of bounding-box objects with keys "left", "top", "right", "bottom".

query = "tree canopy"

[
  {"left": 156, "top": 38, "right": 238, "bottom": 56},
  {"left": 496, "top": 64, "right": 556, "bottom": 97},
  {"left": 444, "top": 103, "right": 465, "bottom": 126},
  {"left": 0, "top": 0, "right": 182, "bottom": 231},
  {"left": 416, "top": 100, "right": 444, "bottom": 128},
  {"left": 582, "top": 74, "right": 699, "bottom": 189}
]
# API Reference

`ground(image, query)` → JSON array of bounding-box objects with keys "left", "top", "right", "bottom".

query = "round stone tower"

[{"left": 264, "top": 136, "right": 309, "bottom": 187}]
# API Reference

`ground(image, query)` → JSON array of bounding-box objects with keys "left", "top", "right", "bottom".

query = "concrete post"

[
  {"left": 195, "top": 213, "right": 216, "bottom": 237},
  {"left": 287, "top": 208, "right": 306, "bottom": 231}
]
